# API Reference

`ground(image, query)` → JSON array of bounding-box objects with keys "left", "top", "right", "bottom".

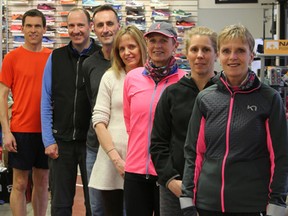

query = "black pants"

[
  {"left": 197, "top": 209, "right": 266, "bottom": 216},
  {"left": 101, "top": 189, "right": 124, "bottom": 216},
  {"left": 49, "top": 140, "right": 91, "bottom": 216},
  {"left": 124, "top": 172, "right": 159, "bottom": 216}
]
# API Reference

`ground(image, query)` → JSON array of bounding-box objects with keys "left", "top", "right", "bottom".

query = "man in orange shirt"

[{"left": 0, "top": 9, "right": 51, "bottom": 216}]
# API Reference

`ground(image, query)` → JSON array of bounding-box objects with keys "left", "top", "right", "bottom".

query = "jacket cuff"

[
  {"left": 266, "top": 203, "right": 286, "bottom": 216},
  {"left": 179, "top": 196, "right": 194, "bottom": 209},
  {"left": 165, "top": 174, "right": 181, "bottom": 188}
]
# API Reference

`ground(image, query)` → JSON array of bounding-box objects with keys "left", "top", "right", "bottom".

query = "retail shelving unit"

[
  {"left": 2, "top": 0, "right": 197, "bottom": 51},
  {"left": 1, "top": 0, "right": 8, "bottom": 69},
  {"left": 257, "top": 53, "right": 288, "bottom": 82},
  {"left": 257, "top": 53, "right": 288, "bottom": 109}
]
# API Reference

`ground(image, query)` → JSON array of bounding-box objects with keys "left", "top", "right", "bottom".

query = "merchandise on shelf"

[
  {"left": 59, "top": 21, "right": 68, "bottom": 27},
  {"left": 126, "top": 0, "right": 144, "bottom": 7},
  {"left": 176, "top": 20, "right": 195, "bottom": 28},
  {"left": 126, "top": 19, "right": 146, "bottom": 31},
  {"left": 11, "top": 13, "right": 22, "bottom": 22},
  {"left": 151, "top": 9, "right": 170, "bottom": 21},
  {"left": 82, "top": 0, "right": 101, "bottom": 7},
  {"left": 105, "top": 0, "right": 122, "bottom": 7},
  {"left": 127, "top": 8, "right": 145, "bottom": 18},
  {"left": 150, "top": 0, "right": 169, "bottom": 9},
  {"left": 60, "top": 0, "right": 77, "bottom": 5},
  {"left": 172, "top": 8, "right": 195, "bottom": 72},
  {"left": 174, "top": 53, "right": 187, "bottom": 60},
  {"left": 172, "top": 9, "right": 192, "bottom": 17},
  {"left": 125, "top": 3, "right": 146, "bottom": 31},
  {"left": 57, "top": 26, "right": 68, "bottom": 33},
  {"left": 13, "top": 36, "right": 25, "bottom": 44},
  {"left": 42, "top": 36, "right": 55, "bottom": 44},
  {"left": 59, "top": 11, "right": 69, "bottom": 16},
  {"left": 37, "top": 3, "right": 56, "bottom": 11},
  {"left": 10, "top": 24, "right": 21, "bottom": 32},
  {"left": 45, "top": 15, "right": 56, "bottom": 25},
  {"left": 266, "top": 66, "right": 288, "bottom": 86}
]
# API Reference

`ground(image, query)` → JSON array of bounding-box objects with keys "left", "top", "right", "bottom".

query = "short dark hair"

[
  {"left": 92, "top": 4, "right": 119, "bottom": 22},
  {"left": 68, "top": 7, "right": 91, "bottom": 24},
  {"left": 22, "top": 9, "right": 46, "bottom": 27}
]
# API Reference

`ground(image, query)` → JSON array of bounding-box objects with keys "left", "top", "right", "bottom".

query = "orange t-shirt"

[{"left": 0, "top": 46, "right": 51, "bottom": 132}]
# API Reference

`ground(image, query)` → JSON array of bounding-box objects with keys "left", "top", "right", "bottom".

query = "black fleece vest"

[{"left": 51, "top": 43, "right": 99, "bottom": 141}]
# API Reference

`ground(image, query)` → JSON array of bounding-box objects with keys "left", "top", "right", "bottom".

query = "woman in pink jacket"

[{"left": 123, "top": 22, "right": 186, "bottom": 216}]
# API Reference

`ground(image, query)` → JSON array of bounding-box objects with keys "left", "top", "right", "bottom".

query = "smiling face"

[
  {"left": 67, "top": 10, "right": 92, "bottom": 52},
  {"left": 118, "top": 34, "right": 141, "bottom": 72},
  {"left": 219, "top": 38, "right": 254, "bottom": 86},
  {"left": 93, "top": 10, "right": 120, "bottom": 48},
  {"left": 146, "top": 33, "right": 177, "bottom": 67},
  {"left": 187, "top": 35, "right": 217, "bottom": 77},
  {"left": 22, "top": 16, "right": 46, "bottom": 49}
]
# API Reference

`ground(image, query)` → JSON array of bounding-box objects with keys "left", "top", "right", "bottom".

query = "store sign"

[{"left": 264, "top": 40, "right": 288, "bottom": 54}]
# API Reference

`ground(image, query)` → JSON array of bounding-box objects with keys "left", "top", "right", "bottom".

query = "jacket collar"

[
  {"left": 213, "top": 69, "right": 261, "bottom": 92},
  {"left": 68, "top": 38, "right": 98, "bottom": 57}
]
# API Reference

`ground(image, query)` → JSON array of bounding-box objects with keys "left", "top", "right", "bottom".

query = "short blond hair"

[
  {"left": 184, "top": 26, "right": 217, "bottom": 55},
  {"left": 217, "top": 24, "right": 255, "bottom": 53}
]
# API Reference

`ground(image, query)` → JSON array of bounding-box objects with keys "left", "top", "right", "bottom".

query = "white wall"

[
  {"left": 199, "top": 0, "right": 274, "bottom": 9},
  {"left": 197, "top": 0, "right": 277, "bottom": 72},
  {"left": 198, "top": 0, "right": 276, "bottom": 39}
]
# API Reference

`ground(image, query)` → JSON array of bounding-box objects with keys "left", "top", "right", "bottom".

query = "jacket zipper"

[
  {"left": 72, "top": 57, "right": 80, "bottom": 140},
  {"left": 219, "top": 76, "right": 262, "bottom": 212},
  {"left": 145, "top": 78, "right": 169, "bottom": 179},
  {"left": 221, "top": 92, "right": 235, "bottom": 212},
  {"left": 219, "top": 77, "right": 234, "bottom": 212}
]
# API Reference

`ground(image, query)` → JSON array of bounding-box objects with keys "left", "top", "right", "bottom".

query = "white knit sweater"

[{"left": 89, "top": 68, "right": 128, "bottom": 190}]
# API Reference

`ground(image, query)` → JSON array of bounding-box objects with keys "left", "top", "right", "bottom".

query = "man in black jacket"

[
  {"left": 82, "top": 5, "right": 120, "bottom": 216},
  {"left": 41, "top": 7, "right": 100, "bottom": 216}
]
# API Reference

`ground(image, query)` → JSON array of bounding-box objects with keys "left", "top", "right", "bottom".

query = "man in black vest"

[{"left": 41, "top": 7, "right": 100, "bottom": 216}]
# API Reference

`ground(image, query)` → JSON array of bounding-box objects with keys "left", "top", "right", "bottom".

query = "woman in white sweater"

[{"left": 89, "top": 25, "right": 147, "bottom": 216}]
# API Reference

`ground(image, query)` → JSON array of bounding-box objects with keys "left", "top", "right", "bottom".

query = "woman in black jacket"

[{"left": 150, "top": 26, "right": 218, "bottom": 216}]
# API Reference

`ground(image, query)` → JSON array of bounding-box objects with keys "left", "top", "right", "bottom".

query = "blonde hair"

[
  {"left": 184, "top": 26, "right": 218, "bottom": 55},
  {"left": 111, "top": 25, "right": 147, "bottom": 78},
  {"left": 217, "top": 24, "right": 255, "bottom": 53}
]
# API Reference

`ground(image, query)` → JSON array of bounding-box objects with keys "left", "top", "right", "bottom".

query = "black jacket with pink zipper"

[
  {"left": 181, "top": 71, "right": 288, "bottom": 214},
  {"left": 150, "top": 73, "right": 216, "bottom": 187}
]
